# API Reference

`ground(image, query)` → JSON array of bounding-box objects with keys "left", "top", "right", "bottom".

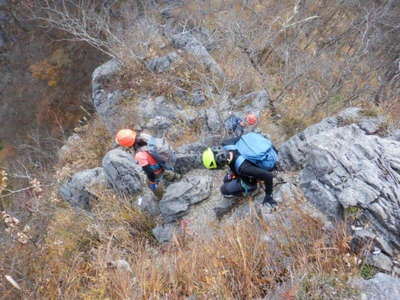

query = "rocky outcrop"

[
  {"left": 279, "top": 107, "right": 386, "bottom": 171},
  {"left": 171, "top": 32, "right": 224, "bottom": 77},
  {"left": 159, "top": 175, "right": 212, "bottom": 222},
  {"left": 59, "top": 167, "right": 107, "bottom": 210},
  {"left": 146, "top": 52, "right": 179, "bottom": 73},
  {"left": 352, "top": 273, "right": 400, "bottom": 300},
  {"left": 102, "top": 149, "right": 144, "bottom": 195},
  {"left": 279, "top": 108, "right": 400, "bottom": 270},
  {"left": 92, "top": 59, "right": 124, "bottom": 135}
]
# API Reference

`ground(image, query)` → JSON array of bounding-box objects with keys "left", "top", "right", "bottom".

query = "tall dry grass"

[{"left": 95, "top": 204, "right": 359, "bottom": 299}]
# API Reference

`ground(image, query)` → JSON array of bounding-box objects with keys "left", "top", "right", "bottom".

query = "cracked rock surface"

[{"left": 279, "top": 108, "right": 400, "bottom": 269}]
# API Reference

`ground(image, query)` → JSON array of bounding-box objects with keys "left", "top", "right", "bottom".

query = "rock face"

[
  {"left": 279, "top": 107, "right": 363, "bottom": 171},
  {"left": 171, "top": 32, "right": 224, "bottom": 77},
  {"left": 279, "top": 108, "right": 400, "bottom": 267},
  {"left": 352, "top": 273, "right": 400, "bottom": 300},
  {"left": 92, "top": 59, "right": 124, "bottom": 135},
  {"left": 59, "top": 167, "right": 107, "bottom": 210},
  {"left": 102, "top": 149, "right": 144, "bottom": 195},
  {"left": 159, "top": 175, "right": 212, "bottom": 222}
]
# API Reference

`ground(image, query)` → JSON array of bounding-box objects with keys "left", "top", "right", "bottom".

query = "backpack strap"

[{"left": 223, "top": 145, "right": 246, "bottom": 174}]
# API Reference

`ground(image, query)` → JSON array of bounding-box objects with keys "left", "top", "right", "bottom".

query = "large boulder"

[
  {"left": 279, "top": 108, "right": 400, "bottom": 263},
  {"left": 102, "top": 149, "right": 144, "bottom": 195},
  {"left": 59, "top": 167, "right": 107, "bottom": 210},
  {"left": 159, "top": 175, "right": 212, "bottom": 222},
  {"left": 352, "top": 273, "right": 400, "bottom": 300}
]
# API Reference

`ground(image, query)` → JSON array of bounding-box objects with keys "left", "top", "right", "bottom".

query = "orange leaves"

[{"left": 29, "top": 60, "right": 60, "bottom": 87}]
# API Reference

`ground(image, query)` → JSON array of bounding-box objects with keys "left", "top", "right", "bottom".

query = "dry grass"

[
  {"left": 95, "top": 203, "right": 359, "bottom": 299},
  {"left": 56, "top": 116, "right": 112, "bottom": 181},
  {"left": 0, "top": 190, "right": 360, "bottom": 300}
]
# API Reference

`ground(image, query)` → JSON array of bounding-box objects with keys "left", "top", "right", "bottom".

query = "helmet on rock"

[
  {"left": 115, "top": 129, "right": 136, "bottom": 148},
  {"left": 202, "top": 146, "right": 229, "bottom": 169}
]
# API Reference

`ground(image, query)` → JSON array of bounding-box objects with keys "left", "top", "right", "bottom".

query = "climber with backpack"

[
  {"left": 202, "top": 132, "right": 278, "bottom": 207},
  {"left": 115, "top": 129, "right": 180, "bottom": 192},
  {"left": 224, "top": 113, "right": 258, "bottom": 137}
]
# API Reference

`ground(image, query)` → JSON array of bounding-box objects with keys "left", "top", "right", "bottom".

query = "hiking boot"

[{"left": 262, "top": 195, "right": 278, "bottom": 208}]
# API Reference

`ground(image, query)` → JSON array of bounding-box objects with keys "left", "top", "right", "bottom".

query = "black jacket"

[{"left": 222, "top": 138, "right": 273, "bottom": 196}]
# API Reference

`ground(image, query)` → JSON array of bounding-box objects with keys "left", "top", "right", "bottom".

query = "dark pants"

[{"left": 220, "top": 175, "right": 257, "bottom": 197}]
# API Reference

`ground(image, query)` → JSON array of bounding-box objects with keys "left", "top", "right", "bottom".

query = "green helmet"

[
  {"left": 202, "top": 148, "right": 217, "bottom": 169},
  {"left": 202, "top": 146, "right": 228, "bottom": 169}
]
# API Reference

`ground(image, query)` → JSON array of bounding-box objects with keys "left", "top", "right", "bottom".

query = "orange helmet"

[
  {"left": 245, "top": 114, "right": 257, "bottom": 125},
  {"left": 115, "top": 129, "right": 136, "bottom": 148}
]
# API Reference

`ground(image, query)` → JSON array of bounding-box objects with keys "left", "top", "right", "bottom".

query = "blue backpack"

[{"left": 224, "top": 132, "right": 278, "bottom": 173}]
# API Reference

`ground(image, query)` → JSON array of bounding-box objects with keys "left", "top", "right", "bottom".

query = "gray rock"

[
  {"left": 298, "top": 124, "right": 400, "bottom": 254},
  {"left": 205, "top": 108, "right": 222, "bottom": 133},
  {"left": 190, "top": 90, "right": 206, "bottom": 106},
  {"left": 138, "top": 96, "right": 179, "bottom": 123},
  {"left": 278, "top": 107, "right": 389, "bottom": 171},
  {"left": 0, "top": 11, "right": 9, "bottom": 26},
  {"left": 273, "top": 182, "right": 298, "bottom": 203},
  {"left": 230, "top": 90, "right": 270, "bottom": 114},
  {"left": 159, "top": 175, "right": 212, "bottom": 222},
  {"left": 358, "top": 116, "right": 385, "bottom": 135},
  {"left": 146, "top": 52, "right": 179, "bottom": 73},
  {"left": 59, "top": 167, "right": 107, "bottom": 210},
  {"left": 174, "top": 142, "right": 206, "bottom": 174},
  {"left": 281, "top": 108, "right": 400, "bottom": 259},
  {"left": 57, "top": 134, "right": 81, "bottom": 160},
  {"left": 91, "top": 59, "right": 124, "bottom": 135},
  {"left": 0, "top": 30, "right": 6, "bottom": 48},
  {"left": 108, "top": 259, "right": 132, "bottom": 273},
  {"left": 279, "top": 107, "right": 362, "bottom": 171},
  {"left": 145, "top": 115, "right": 173, "bottom": 137},
  {"left": 171, "top": 32, "right": 224, "bottom": 77},
  {"left": 135, "top": 190, "right": 160, "bottom": 216},
  {"left": 152, "top": 222, "right": 177, "bottom": 243},
  {"left": 102, "top": 149, "right": 144, "bottom": 195},
  {"left": 0, "top": 0, "right": 8, "bottom": 7},
  {"left": 388, "top": 129, "right": 400, "bottom": 141},
  {"left": 366, "top": 252, "right": 393, "bottom": 272},
  {"left": 352, "top": 229, "right": 394, "bottom": 257},
  {"left": 352, "top": 273, "right": 400, "bottom": 300},
  {"left": 213, "top": 197, "right": 239, "bottom": 220}
]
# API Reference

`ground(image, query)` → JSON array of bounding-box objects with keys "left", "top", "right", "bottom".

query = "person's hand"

[{"left": 148, "top": 182, "right": 158, "bottom": 191}]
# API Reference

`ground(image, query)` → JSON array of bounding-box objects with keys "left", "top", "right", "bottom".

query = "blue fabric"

[{"left": 224, "top": 132, "right": 278, "bottom": 173}]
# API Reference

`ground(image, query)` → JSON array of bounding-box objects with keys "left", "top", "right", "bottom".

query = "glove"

[
  {"left": 263, "top": 194, "right": 278, "bottom": 207},
  {"left": 148, "top": 182, "right": 158, "bottom": 191}
]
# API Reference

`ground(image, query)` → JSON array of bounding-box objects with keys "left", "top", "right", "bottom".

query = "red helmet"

[
  {"left": 245, "top": 114, "right": 257, "bottom": 125},
  {"left": 115, "top": 129, "right": 136, "bottom": 147}
]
